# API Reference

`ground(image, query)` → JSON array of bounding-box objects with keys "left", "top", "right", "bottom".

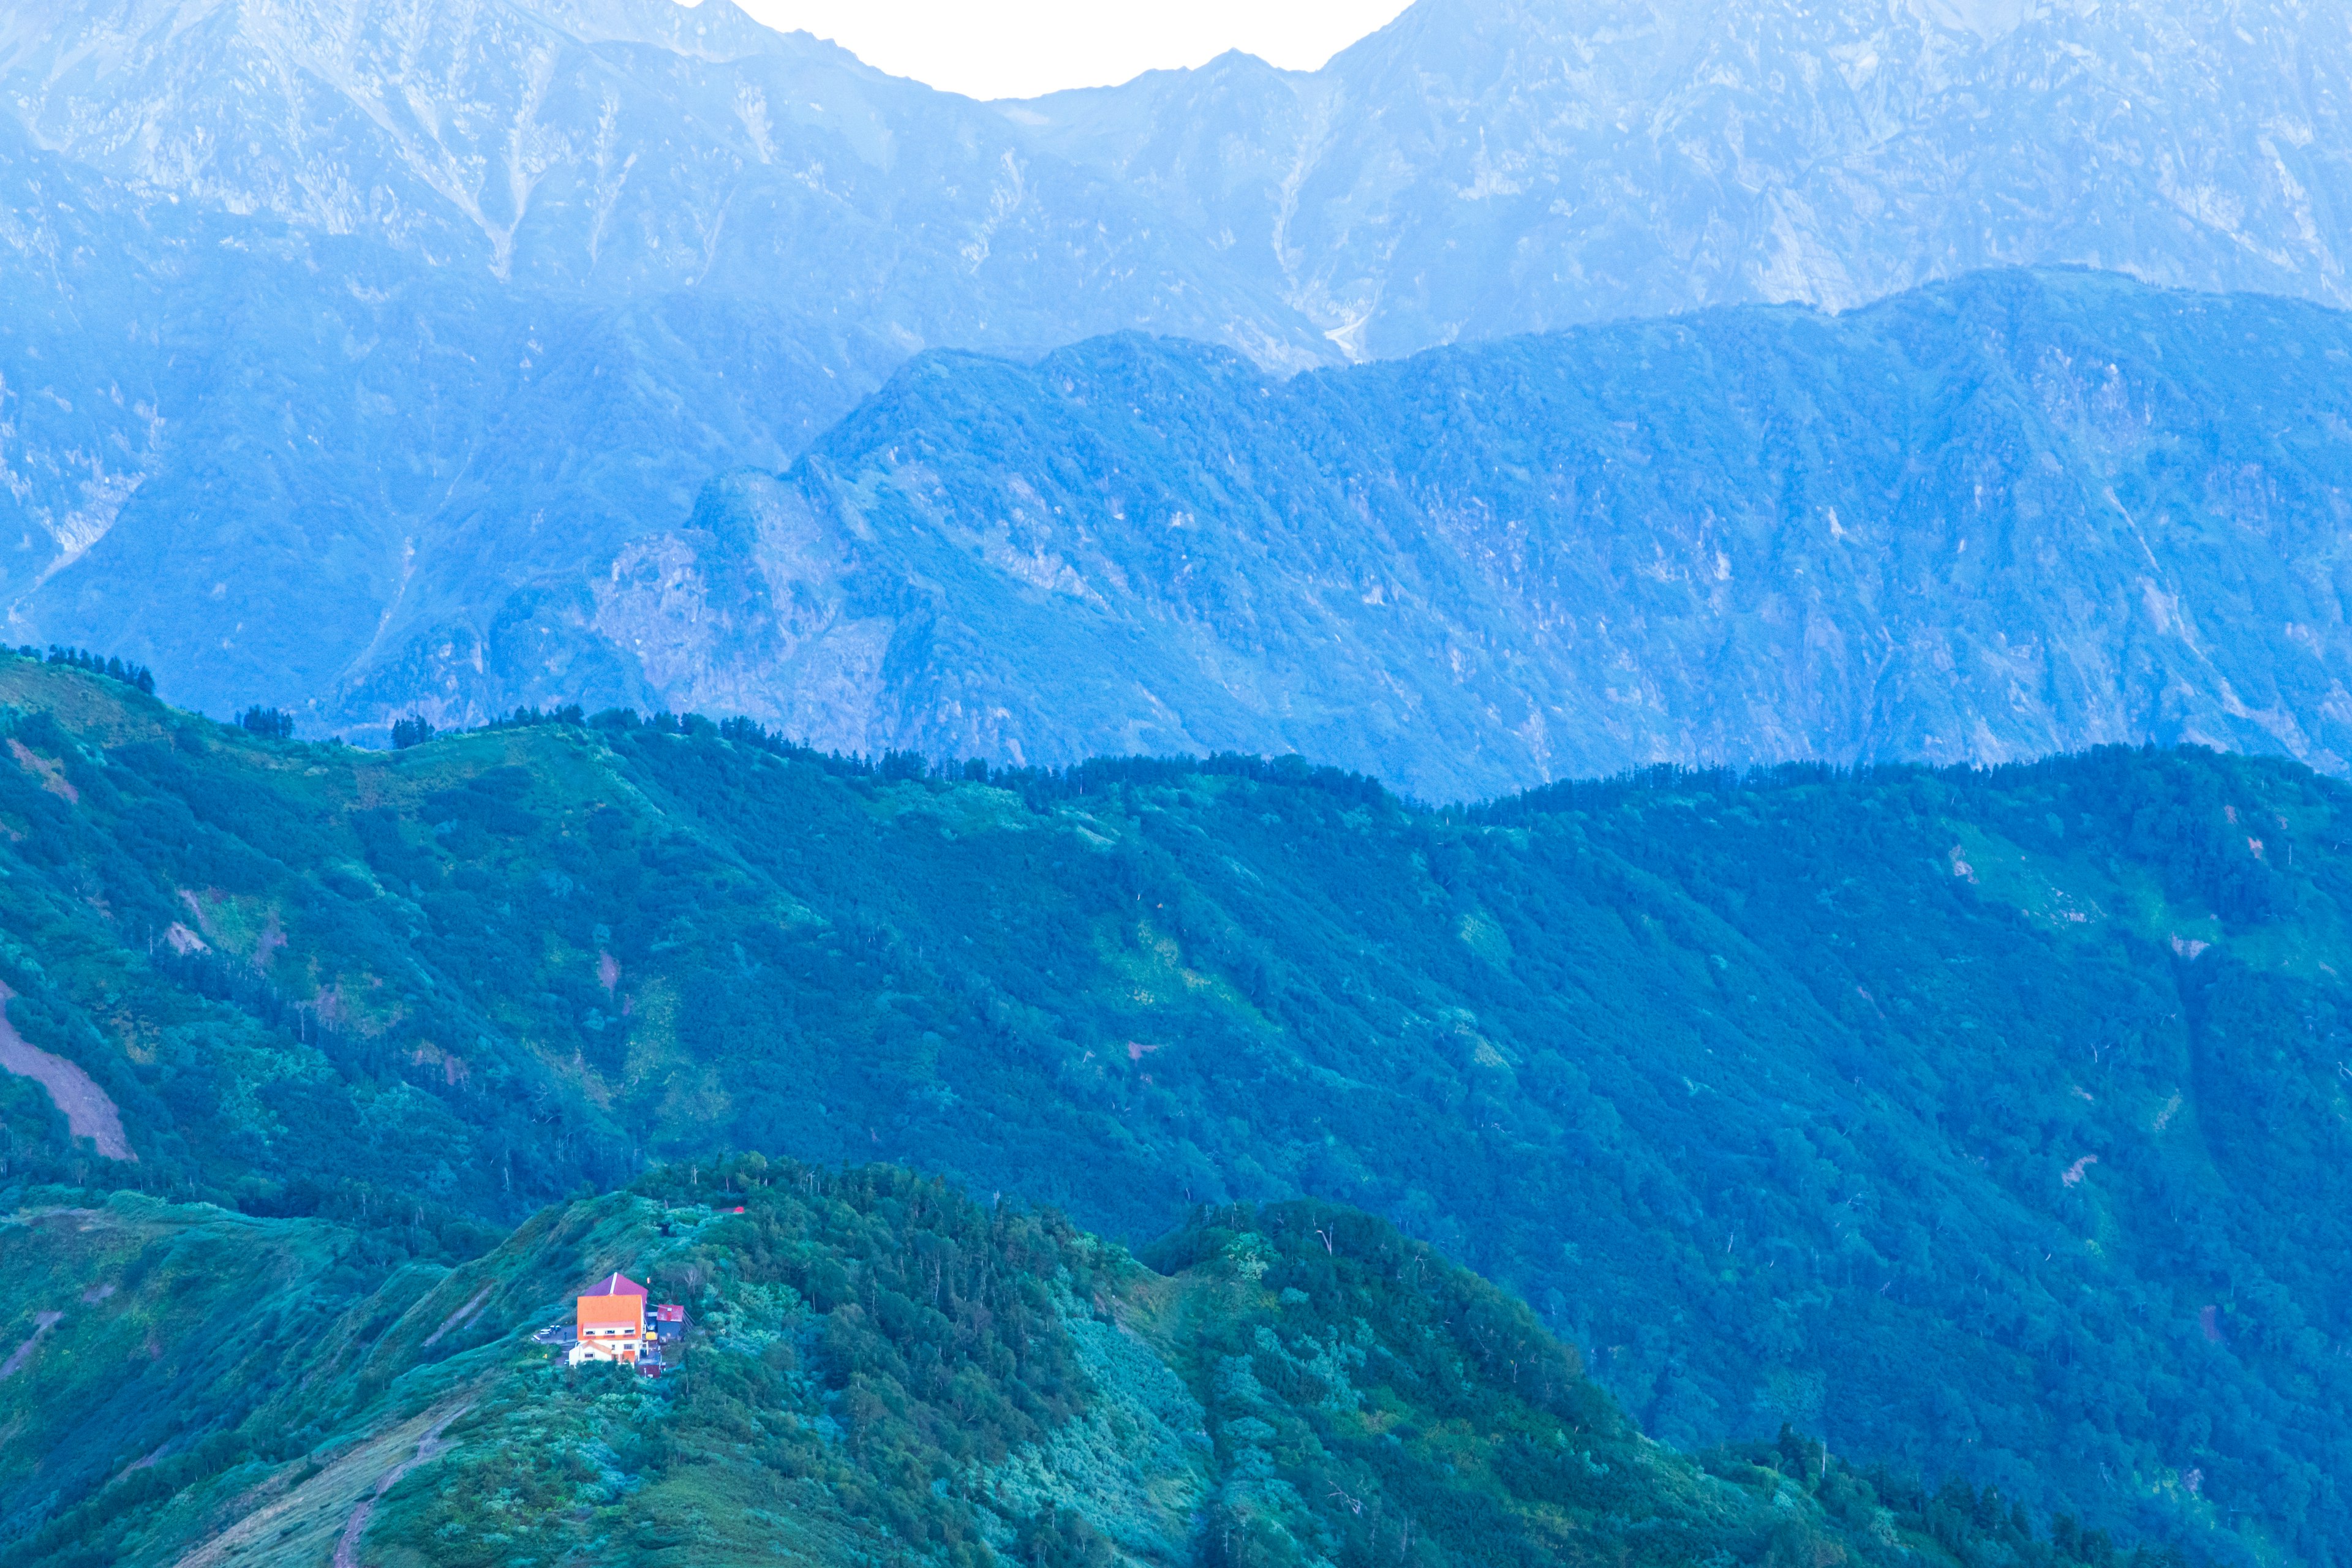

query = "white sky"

[{"left": 724, "top": 1, "right": 1415, "bottom": 100}]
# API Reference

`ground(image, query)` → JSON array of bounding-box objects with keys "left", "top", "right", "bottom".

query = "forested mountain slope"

[
  {"left": 1, "top": 657, "right": 2346, "bottom": 1561},
  {"left": 0, "top": 1163, "right": 2144, "bottom": 1568},
  {"left": 648, "top": 269, "right": 2352, "bottom": 800}
]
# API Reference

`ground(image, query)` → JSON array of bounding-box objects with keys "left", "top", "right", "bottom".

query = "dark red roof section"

[
  {"left": 654, "top": 1304, "right": 685, "bottom": 1321},
  {"left": 583, "top": 1272, "right": 648, "bottom": 1297}
]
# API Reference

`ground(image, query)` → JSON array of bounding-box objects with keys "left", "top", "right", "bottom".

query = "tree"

[
  {"left": 391, "top": 715, "right": 435, "bottom": 749},
  {"left": 236, "top": 706, "right": 295, "bottom": 739}
]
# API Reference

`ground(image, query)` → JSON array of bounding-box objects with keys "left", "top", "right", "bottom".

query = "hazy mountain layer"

[
  {"left": 1027, "top": 0, "right": 2352, "bottom": 358},
  {"left": 614, "top": 269, "right": 2352, "bottom": 800},
  {"left": 0, "top": 0, "right": 1319, "bottom": 723},
  {"left": 0, "top": 0, "right": 1312, "bottom": 341},
  {"left": 2, "top": 657, "right": 2346, "bottom": 1559},
  {"left": 8, "top": 0, "right": 2352, "bottom": 738}
]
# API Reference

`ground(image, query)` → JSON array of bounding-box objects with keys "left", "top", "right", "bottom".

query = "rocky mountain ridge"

[
  {"left": 6, "top": 0, "right": 2352, "bottom": 756},
  {"left": 604, "top": 268, "right": 2352, "bottom": 801},
  {"left": 0, "top": 0, "right": 1316, "bottom": 727},
  {"left": 1025, "top": 0, "right": 2352, "bottom": 357}
]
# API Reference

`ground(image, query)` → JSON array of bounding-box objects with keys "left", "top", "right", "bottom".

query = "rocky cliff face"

[
  {"left": 598, "top": 270, "right": 2352, "bottom": 801},
  {"left": 0, "top": 0, "right": 1322, "bottom": 724},
  {"left": 0, "top": 0, "right": 1314, "bottom": 341},
  {"left": 1025, "top": 0, "right": 2352, "bottom": 358}
]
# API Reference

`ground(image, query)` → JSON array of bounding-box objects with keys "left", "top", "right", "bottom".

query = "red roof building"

[
  {"left": 570, "top": 1290, "right": 644, "bottom": 1367},
  {"left": 582, "top": 1272, "right": 647, "bottom": 1298}
]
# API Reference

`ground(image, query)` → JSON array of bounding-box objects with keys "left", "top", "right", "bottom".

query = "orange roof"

[{"left": 578, "top": 1294, "right": 644, "bottom": 1331}]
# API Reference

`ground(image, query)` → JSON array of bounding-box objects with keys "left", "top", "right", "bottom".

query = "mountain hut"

[{"left": 568, "top": 1272, "right": 648, "bottom": 1366}]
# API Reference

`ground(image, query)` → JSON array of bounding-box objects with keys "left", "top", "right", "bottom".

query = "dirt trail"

[
  {"left": 172, "top": 1398, "right": 470, "bottom": 1568},
  {"left": 9, "top": 737, "right": 78, "bottom": 803},
  {"left": 331, "top": 1405, "right": 465, "bottom": 1568},
  {"left": 0, "top": 979, "right": 132, "bottom": 1160},
  {"left": 0, "top": 1311, "right": 62, "bottom": 1380},
  {"left": 421, "top": 1283, "right": 496, "bottom": 1349}
]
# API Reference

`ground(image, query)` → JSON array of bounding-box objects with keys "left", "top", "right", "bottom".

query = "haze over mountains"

[
  {"left": 638, "top": 269, "right": 2352, "bottom": 801},
  {"left": 10, "top": 4, "right": 2352, "bottom": 1562},
  {"left": 1025, "top": 0, "right": 2352, "bottom": 354},
  {"left": 5, "top": 0, "right": 2352, "bottom": 776}
]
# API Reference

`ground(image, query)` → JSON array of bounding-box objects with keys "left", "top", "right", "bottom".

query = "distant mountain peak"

[
  {"left": 1027, "top": 0, "right": 2352, "bottom": 351},
  {"left": 510, "top": 0, "right": 787, "bottom": 59}
]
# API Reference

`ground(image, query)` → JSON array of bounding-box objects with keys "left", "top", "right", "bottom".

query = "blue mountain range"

[
  {"left": 9, "top": 5, "right": 2352, "bottom": 1562},
  {"left": 5, "top": 0, "right": 2351, "bottom": 781}
]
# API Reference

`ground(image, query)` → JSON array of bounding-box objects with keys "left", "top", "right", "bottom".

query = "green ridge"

[
  {"left": 0, "top": 657, "right": 2344, "bottom": 1561},
  {"left": 0, "top": 1162, "right": 2184, "bottom": 1568}
]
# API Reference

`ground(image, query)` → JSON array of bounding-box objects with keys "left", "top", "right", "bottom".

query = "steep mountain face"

[
  {"left": 0, "top": 1167, "right": 2096, "bottom": 1568},
  {"left": 7, "top": 0, "right": 2352, "bottom": 743},
  {"left": 0, "top": 0, "right": 1311, "bottom": 339},
  {"left": 0, "top": 111, "right": 905, "bottom": 716},
  {"left": 622, "top": 269, "right": 2352, "bottom": 801},
  {"left": 1024, "top": 0, "right": 2352, "bottom": 358},
  {"left": 0, "top": 0, "right": 1322, "bottom": 726},
  {"left": 3, "top": 658, "right": 2348, "bottom": 1561}
]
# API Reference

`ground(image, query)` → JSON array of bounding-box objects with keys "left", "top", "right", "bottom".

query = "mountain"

[
  {"left": 0, "top": 0, "right": 1318, "bottom": 336},
  {"left": 636, "top": 268, "right": 2352, "bottom": 801},
  {"left": 3, "top": 655, "right": 2348, "bottom": 1560},
  {"left": 0, "top": 0, "right": 1321, "bottom": 731},
  {"left": 6, "top": 0, "right": 2352, "bottom": 750},
  {"left": 1, "top": 1163, "right": 2137, "bottom": 1568},
  {"left": 1023, "top": 0, "right": 2352, "bottom": 359}
]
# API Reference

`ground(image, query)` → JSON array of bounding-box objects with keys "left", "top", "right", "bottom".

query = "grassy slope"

[
  {"left": 0, "top": 658, "right": 2345, "bottom": 1560},
  {"left": 0, "top": 1178, "right": 674, "bottom": 1567}
]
